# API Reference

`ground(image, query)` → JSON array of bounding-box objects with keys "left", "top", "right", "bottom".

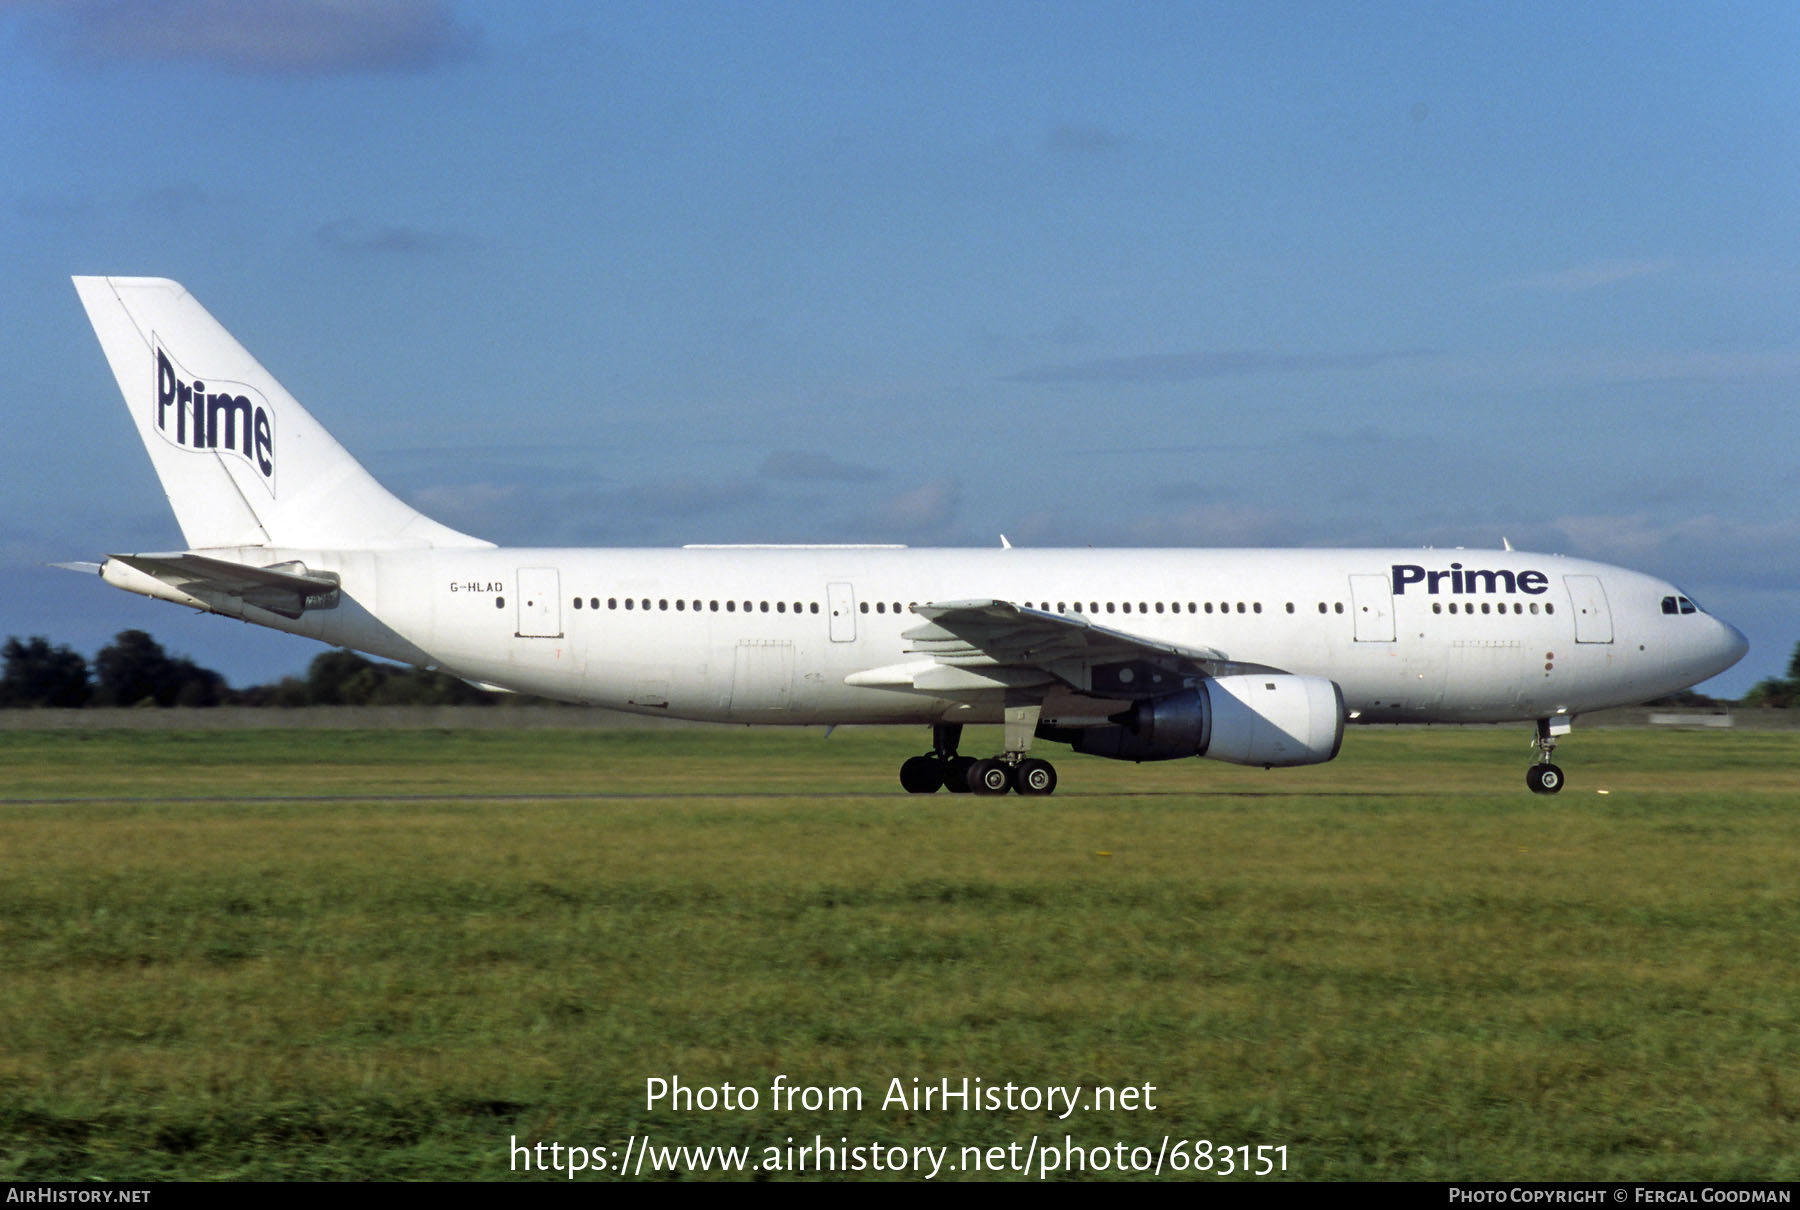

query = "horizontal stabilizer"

[{"left": 103, "top": 551, "right": 341, "bottom": 620}]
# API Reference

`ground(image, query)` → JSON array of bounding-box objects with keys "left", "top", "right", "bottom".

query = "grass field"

[{"left": 1, "top": 725, "right": 1795, "bottom": 1181}]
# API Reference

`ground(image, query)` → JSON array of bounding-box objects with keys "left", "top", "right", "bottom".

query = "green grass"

[{"left": 1, "top": 726, "right": 1796, "bottom": 1180}]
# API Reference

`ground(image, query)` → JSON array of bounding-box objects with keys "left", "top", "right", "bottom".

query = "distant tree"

[
  {"left": 0, "top": 636, "right": 92, "bottom": 708},
  {"left": 92, "top": 630, "right": 226, "bottom": 707},
  {"left": 305, "top": 649, "right": 383, "bottom": 705},
  {"left": 1741, "top": 641, "right": 1800, "bottom": 708},
  {"left": 237, "top": 675, "right": 312, "bottom": 708},
  {"left": 297, "top": 648, "right": 493, "bottom": 706},
  {"left": 403, "top": 666, "right": 495, "bottom": 706},
  {"left": 169, "top": 657, "right": 227, "bottom": 707},
  {"left": 1641, "top": 688, "right": 1723, "bottom": 708},
  {"left": 1742, "top": 679, "right": 1796, "bottom": 708},
  {"left": 93, "top": 630, "right": 174, "bottom": 706}
]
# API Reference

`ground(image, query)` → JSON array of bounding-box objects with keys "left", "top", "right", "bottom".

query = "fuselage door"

[
  {"left": 516, "top": 567, "right": 563, "bottom": 638},
  {"left": 1350, "top": 574, "right": 1396, "bottom": 642},
  {"left": 1565, "top": 575, "right": 1613, "bottom": 644},
  {"left": 731, "top": 640, "right": 794, "bottom": 712},
  {"left": 827, "top": 581, "right": 857, "bottom": 643}
]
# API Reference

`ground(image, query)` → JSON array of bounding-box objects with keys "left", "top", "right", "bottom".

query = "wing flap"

[
  {"left": 906, "top": 599, "right": 1229, "bottom": 664},
  {"left": 886, "top": 598, "right": 1281, "bottom": 698}
]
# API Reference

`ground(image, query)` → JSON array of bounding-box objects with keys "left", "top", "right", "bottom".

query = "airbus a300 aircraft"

[{"left": 68, "top": 277, "right": 1747, "bottom": 795}]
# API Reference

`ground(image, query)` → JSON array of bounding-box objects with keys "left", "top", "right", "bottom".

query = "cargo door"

[{"left": 731, "top": 640, "right": 794, "bottom": 712}]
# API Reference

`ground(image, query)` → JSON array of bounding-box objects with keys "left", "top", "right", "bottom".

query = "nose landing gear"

[{"left": 1527, "top": 717, "right": 1567, "bottom": 794}]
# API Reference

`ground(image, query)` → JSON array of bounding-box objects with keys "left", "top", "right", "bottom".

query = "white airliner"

[{"left": 68, "top": 276, "right": 1747, "bottom": 795}]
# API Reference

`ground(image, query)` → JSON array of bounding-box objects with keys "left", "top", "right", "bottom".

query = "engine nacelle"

[{"left": 1055, "top": 674, "right": 1345, "bottom": 767}]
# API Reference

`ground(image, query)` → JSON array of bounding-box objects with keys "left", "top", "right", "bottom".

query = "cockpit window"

[{"left": 1662, "top": 594, "right": 1699, "bottom": 616}]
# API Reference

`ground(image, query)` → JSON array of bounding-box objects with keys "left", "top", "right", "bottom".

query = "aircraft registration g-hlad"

[{"left": 68, "top": 276, "right": 1747, "bottom": 795}]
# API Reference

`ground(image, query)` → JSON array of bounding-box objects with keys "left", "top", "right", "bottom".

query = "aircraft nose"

[{"left": 1710, "top": 618, "right": 1750, "bottom": 677}]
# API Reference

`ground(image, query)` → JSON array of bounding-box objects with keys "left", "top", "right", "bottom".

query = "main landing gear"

[
  {"left": 1527, "top": 717, "right": 1567, "bottom": 795},
  {"left": 898, "top": 720, "right": 1059, "bottom": 796}
]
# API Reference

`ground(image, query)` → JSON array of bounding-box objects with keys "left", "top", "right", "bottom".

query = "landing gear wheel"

[
  {"left": 968, "top": 758, "right": 1014, "bottom": 795},
  {"left": 942, "top": 756, "right": 976, "bottom": 794},
  {"left": 1527, "top": 763, "right": 1565, "bottom": 795},
  {"left": 1014, "top": 758, "right": 1057, "bottom": 796},
  {"left": 899, "top": 755, "right": 944, "bottom": 794}
]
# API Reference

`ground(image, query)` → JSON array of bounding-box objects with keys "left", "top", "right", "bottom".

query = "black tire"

[
  {"left": 942, "top": 756, "right": 976, "bottom": 794},
  {"left": 969, "top": 758, "right": 1013, "bottom": 795},
  {"left": 1014, "top": 758, "right": 1057, "bottom": 796},
  {"left": 1527, "top": 763, "right": 1565, "bottom": 795},
  {"left": 899, "top": 755, "right": 943, "bottom": 794}
]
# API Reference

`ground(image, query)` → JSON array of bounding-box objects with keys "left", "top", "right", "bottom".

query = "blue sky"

[{"left": 3, "top": 1, "right": 1797, "bottom": 696}]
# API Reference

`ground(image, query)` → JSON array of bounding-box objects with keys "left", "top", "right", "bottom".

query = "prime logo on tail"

[{"left": 153, "top": 344, "right": 275, "bottom": 491}]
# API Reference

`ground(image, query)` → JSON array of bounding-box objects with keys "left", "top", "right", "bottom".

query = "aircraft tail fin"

[{"left": 73, "top": 276, "right": 490, "bottom": 551}]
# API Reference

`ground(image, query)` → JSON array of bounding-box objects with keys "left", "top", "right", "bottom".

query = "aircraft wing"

[
  {"left": 98, "top": 552, "right": 341, "bottom": 619},
  {"left": 908, "top": 599, "right": 1228, "bottom": 666},
  {"left": 846, "top": 598, "right": 1280, "bottom": 699}
]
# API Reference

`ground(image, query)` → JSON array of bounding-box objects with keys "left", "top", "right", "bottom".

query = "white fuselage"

[{"left": 184, "top": 545, "right": 1747, "bottom": 728}]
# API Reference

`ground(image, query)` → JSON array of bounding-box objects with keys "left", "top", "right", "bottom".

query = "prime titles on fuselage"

[{"left": 1390, "top": 563, "right": 1550, "bottom": 596}]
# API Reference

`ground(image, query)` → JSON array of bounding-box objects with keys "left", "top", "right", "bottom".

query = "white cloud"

[
  {"left": 867, "top": 479, "right": 960, "bottom": 539},
  {"left": 1545, "top": 513, "right": 1800, "bottom": 590},
  {"left": 316, "top": 219, "right": 468, "bottom": 257},
  {"left": 1003, "top": 349, "right": 1432, "bottom": 384},
  {"left": 48, "top": 0, "right": 478, "bottom": 75},
  {"left": 758, "top": 451, "right": 885, "bottom": 483},
  {"left": 1115, "top": 504, "right": 1301, "bottom": 549},
  {"left": 1508, "top": 259, "right": 1674, "bottom": 292}
]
